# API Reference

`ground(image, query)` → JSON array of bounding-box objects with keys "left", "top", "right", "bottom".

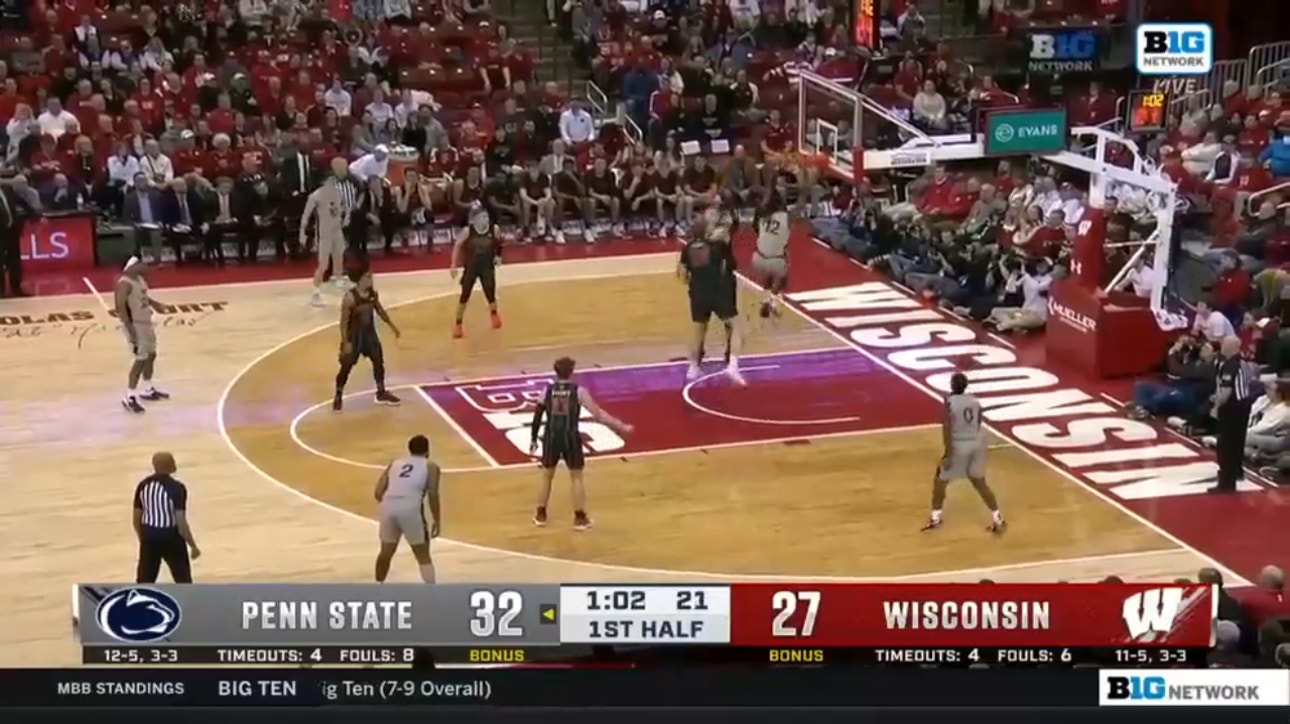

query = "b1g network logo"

[{"left": 1135, "top": 23, "right": 1213, "bottom": 75}]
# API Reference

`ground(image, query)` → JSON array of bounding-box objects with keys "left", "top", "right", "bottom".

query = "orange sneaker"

[
  {"left": 490, "top": 312, "right": 502, "bottom": 329},
  {"left": 452, "top": 322, "right": 464, "bottom": 339}
]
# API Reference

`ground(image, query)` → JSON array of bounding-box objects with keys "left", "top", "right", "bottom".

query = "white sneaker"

[
  {"left": 310, "top": 292, "right": 324, "bottom": 307},
  {"left": 686, "top": 363, "right": 701, "bottom": 381},
  {"left": 554, "top": 230, "right": 567, "bottom": 245},
  {"left": 724, "top": 365, "right": 746, "bottom": 386},
  {"left": 583, "top": 228, "right": 595, "bottom": 243},
  {"left": 654, "top": 225, "right": 667, "bottom": 238}
]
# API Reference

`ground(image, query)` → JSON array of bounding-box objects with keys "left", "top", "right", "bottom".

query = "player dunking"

[
  {"left": 923, "top": 372, "right": 1006, "bottom": 533},
  {"left": 117, "top": 257, "right": 170, "bottom": 413},
  {"left": 681, "top": 210, "right": 745, "bottom": 384},
  {"left": 528, "top": 357, "right": 633, "bottom": 531},
  {"left": 333, "top": 263, "right": 402, "bottom": 412},
  {"left": 752, "top": 192, "right": 791, "bottom": 318},
  {"left": 373, "top": 434, "right": 441, "bottom": 583},
  {"left": 449, "top": 207, "right": 502, "bottom": 339}
]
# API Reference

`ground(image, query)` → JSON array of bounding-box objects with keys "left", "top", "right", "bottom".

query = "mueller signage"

[{"left": 1026, "top": 28, "right": 1100, "bottom": 74}]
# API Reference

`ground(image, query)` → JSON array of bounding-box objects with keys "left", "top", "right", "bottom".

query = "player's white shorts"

[
  {"left": 939, "top": 440, "right": 986, "bottom": 480},
  {"left": 379, "top": 503, "right": 429, "bottom": 545},
  {"left": 752, "top": 251, "right": 788, "bottom": 280},
  {"left": 316, "top": 229, "right": 344, "bottom": 263},
  {"left": 124, "top": 322, "right": 157, "bottom": 361}
]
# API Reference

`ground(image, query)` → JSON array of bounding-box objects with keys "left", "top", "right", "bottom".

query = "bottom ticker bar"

[
  {"left": 82, "top": 646, "right": 1209, "bottom": 667},
  {"left": 3, "top": 668, "right": 1097, "bottom": 707}
]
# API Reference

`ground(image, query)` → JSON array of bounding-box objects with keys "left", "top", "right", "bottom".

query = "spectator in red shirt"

[
  {"left": 1238, "top": 114, "right": 1272, "bottom": 157},
  {"left": 1069, "top": 81, "right": 1117, "bottom": 126}
]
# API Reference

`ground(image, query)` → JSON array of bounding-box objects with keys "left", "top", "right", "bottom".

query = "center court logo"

[
  {"left": 95, "top": 587, "right": 183, "bottom": 643},
  {"left": 1136, "top": 23, "right": 1213, "bottom": 76}
]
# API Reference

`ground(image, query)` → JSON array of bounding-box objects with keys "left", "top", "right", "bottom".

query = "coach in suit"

[
  {"left": 278, "top": 140, "right": 317, "bottom": 258},
  {"left": 123, "top": 173, "right": 166, "bottom": 262},
  {"left": 160, "top": 177, "right": 208, "bottom": 266}
]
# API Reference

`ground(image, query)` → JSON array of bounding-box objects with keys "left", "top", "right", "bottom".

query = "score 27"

[{"left": 772, "top": 590, "right": 822, "bottom": 637}]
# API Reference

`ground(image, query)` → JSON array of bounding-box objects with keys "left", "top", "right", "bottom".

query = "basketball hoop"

[{"left": 793, "top": 69, "right": 1182, "bottom": 331}]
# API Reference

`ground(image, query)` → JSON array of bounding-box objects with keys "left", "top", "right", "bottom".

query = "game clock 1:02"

[{"left": 1126, "top": 91, "right": 1169, "bottom": 133}]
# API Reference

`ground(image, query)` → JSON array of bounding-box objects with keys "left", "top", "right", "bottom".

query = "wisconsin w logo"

[{"left": 1122, "top": 587, "right": 1185, "bottom": 640}]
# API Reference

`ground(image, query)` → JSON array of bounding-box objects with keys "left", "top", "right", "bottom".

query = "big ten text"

[{"left": 219, "top": 681, "right": 297, "bottom": 698}]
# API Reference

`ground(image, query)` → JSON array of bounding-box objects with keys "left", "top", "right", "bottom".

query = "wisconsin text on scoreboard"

[{"left": 74, "top": 582, "right": 1215, "bottom": 664}]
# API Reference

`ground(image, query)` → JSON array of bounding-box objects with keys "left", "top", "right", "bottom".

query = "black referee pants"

[
  {"left": 1214, "top": 400, "right": 1252, "bottom": 491},
  {"left": 137, "top": 529, "right": 193, "bottom": 584}
]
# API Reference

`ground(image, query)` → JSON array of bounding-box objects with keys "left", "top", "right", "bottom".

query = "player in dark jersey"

[
  {"left": 585, "top": 156, "right": 623, "bottom": 237},
  {"left": 450, "top": 207, "right": 503, "bottom": 338},
  {"left": 552, "top": 157, "right": 591, "bottom": 243},
  {"left": 527, "top": 356, "right": 633, "bottom": 531},
  {"left": 652, "top": 154, "right": 685, "bottom": 238},
  {"left": 694, "top": 204, "right": 740, "bottom": 367},
  {"left": 679, "top": 218, "right": 745, "bottom": 385},
  {"left": 334, "top": 262, "right": 402, "bottom": 412},
  {"left": 621, "top": 160, "right": 655, "bottom": 234},
  {"left": 518, "top": 160, "right": 554, "bottom": 242},
  {"left": 484, "top": 168, "right": 521, "bottom": 226},
  {"left": 451, "top": 166, "right": 485, "bottom": 227}
]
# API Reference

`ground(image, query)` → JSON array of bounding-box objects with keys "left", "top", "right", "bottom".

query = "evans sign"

[{"left": 984, "top": 108, "right": 1069, "bottom": 157}]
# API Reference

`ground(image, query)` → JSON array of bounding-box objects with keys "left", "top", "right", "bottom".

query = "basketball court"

[{"left": 1, "top": 236, "right": 1221, "bottom": 667}]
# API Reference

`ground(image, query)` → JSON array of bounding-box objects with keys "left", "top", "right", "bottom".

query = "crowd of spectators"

[{"left": 0, "top": 0, "right": 625, "bottom": 263}]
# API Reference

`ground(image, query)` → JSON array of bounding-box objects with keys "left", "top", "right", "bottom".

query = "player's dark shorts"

[
  {"left": 541, "top": 436, "right": 586, "bottom": 470},
  {"left": 689, "top": 287, "right": 737, "bottom": 324},
  {"left": 341, "top": 332, "right": 383, "bottom": 366},
  {"left": 461, "top": 259, "right": 496, "bottom": 289}
]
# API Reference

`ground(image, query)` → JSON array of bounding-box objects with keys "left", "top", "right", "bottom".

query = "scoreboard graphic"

[{"left": 73, "top": 583, "right": 1216, "bottom": 666}]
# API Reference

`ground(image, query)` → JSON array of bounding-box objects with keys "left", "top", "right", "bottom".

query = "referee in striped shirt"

[
  {"left": 336, "top": 162, "right": 361, "bottom": 256},
  {"left": 132, "top": 452, "right": 201, "bottom": 583},
  {"left": 1210, "top": 336, "right": 1254, "bottom": 494}
]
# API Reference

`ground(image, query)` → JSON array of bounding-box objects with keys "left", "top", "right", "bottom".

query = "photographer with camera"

[
  {"left": 1127, "top": 335, "right": 1219, "bottom": 421},
  {"left": 984, "top": 256, "right": 1053, "bottom": 334}
]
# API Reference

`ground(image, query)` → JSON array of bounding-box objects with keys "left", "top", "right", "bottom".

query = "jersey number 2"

[{"left": 398, "top": 464, "right": 414, "bottom": 478}]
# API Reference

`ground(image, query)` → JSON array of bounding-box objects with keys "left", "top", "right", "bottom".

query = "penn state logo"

[{"left": 95, "top": 587, "right": 182, "bottom": 643}]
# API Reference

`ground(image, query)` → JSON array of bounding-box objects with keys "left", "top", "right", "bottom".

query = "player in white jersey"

[
  {"left": 923, "top": 373, "right": 1006, "bottom": 534},
  {"left": 751, "top": 192, "right": 791, "bottom": 318},
  {"left": 373, "top": 435, "right": 442, "bottom": 583},
  {"left": 115, "top": 257, "right": 171, "bottom": 413}
]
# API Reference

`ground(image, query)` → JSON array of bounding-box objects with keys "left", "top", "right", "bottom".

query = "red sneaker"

[
  {"left": 452, "top": 322, "right": 464, "bottom": 339},
  {"left": 490, "top": 312, "right": 502, "bottom": 329}
]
